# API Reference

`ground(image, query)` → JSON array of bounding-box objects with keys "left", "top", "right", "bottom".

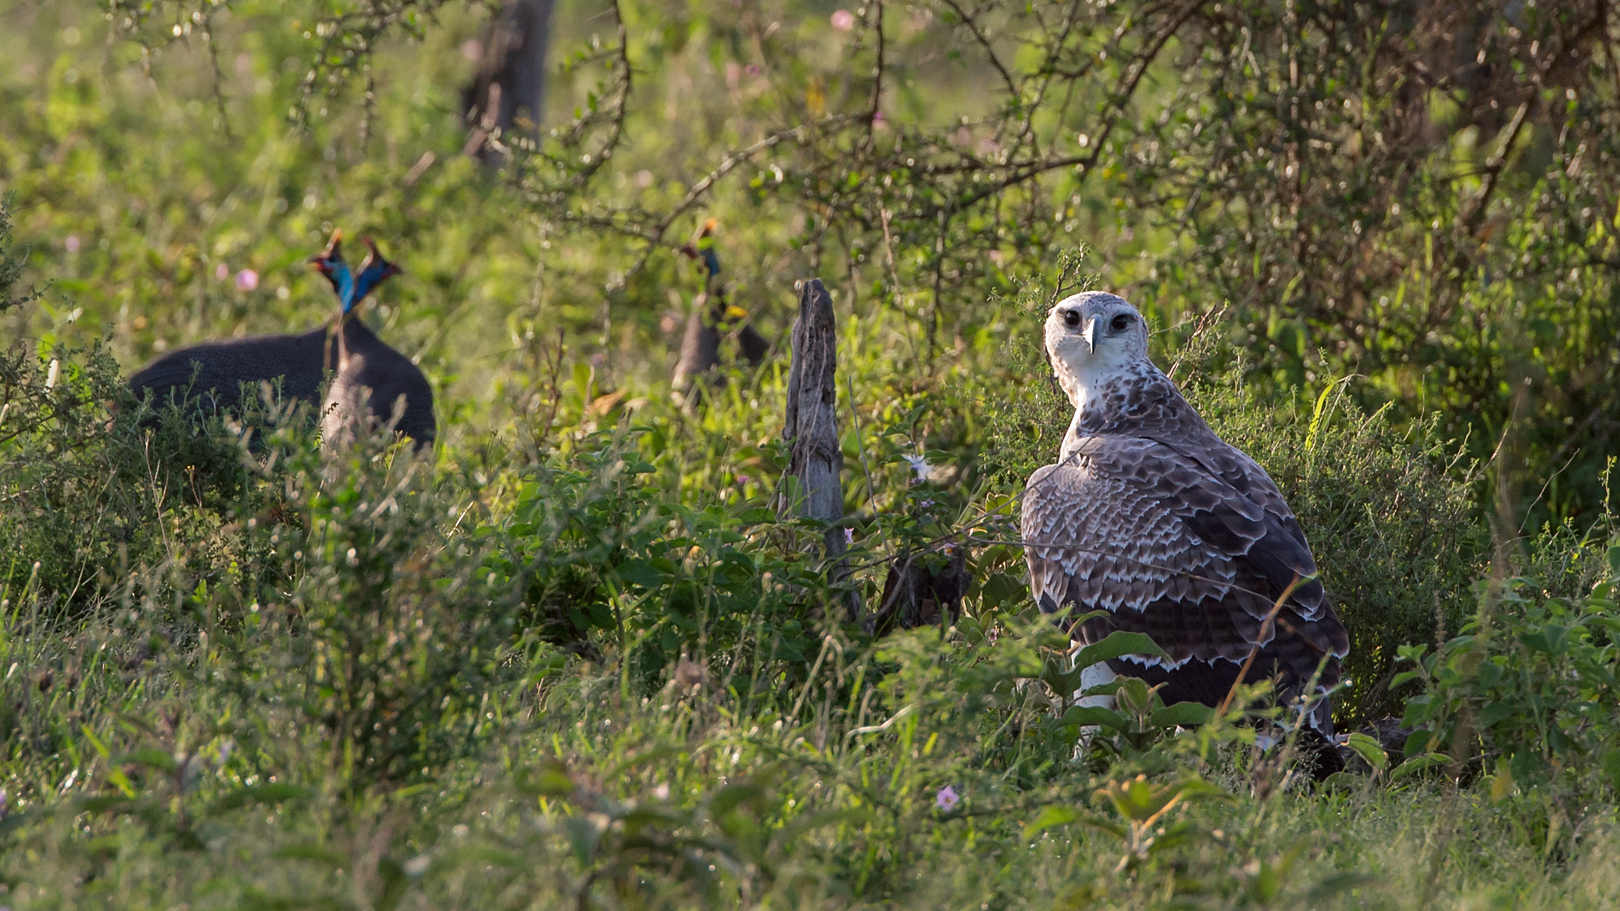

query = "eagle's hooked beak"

[{"left": 1082, "top": 317, "right": 1097, "bottom": 355}]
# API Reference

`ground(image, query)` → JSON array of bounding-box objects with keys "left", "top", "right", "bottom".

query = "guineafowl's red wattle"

[{"left": 321, "top": 238, "right": 436, "bottom": 450}]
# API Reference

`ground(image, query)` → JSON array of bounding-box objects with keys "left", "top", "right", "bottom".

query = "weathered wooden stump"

[{"left": 780, "top": 278, "right": 859, "bottom": 624}]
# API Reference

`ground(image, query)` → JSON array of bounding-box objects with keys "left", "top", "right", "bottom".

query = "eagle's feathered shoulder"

[{"left": 1021, "top": 429, "right": 1344, "bottom": 669}]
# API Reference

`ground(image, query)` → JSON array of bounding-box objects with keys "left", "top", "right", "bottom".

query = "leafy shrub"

[
  {"left": 0, "top": 235, "right": 299, "bottom": 621},
  {"left": 1397, "top": 550, "right": 1620, "bottom": 807},
  {"left": 244, "top": 438, "right": 528, "bottom": 790},
  {"left": 1200, "top": 380, "right": 1486, "bottom": 727},
  {"left": 481, "top": 429, "right": 833, "bottom": 698}
]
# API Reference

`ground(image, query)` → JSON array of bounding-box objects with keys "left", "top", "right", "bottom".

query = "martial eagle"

[{"left": 1021, "top": 292, "right": 1349, "bottom": 739}]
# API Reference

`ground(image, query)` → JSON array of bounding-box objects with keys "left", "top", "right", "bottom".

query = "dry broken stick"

[{"left": 873, "top": 544, "right": 968, "bottom": 636}]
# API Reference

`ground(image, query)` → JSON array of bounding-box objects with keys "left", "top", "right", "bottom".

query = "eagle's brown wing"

[{"left": 1021, "top": 433, "right": 1347, "bottom": 704}]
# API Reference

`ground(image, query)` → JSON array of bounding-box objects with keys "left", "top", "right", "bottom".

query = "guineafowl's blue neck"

[
  {"left": 346, "top": 262, "right": 393, "bottom": 314},
  {"left": 325, "top": 263, "right": 355, "bottom": 310}
]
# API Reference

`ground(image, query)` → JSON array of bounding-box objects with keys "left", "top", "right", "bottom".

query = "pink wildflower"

[
  {"left": 830, "top": 9, "right": 856, "bottom": 31},
  {"left": 935, "top": 785, "right": 960, "bottom": 812},
  {"left": 235, "top": 269, "right": 259, "bottom": 291}
]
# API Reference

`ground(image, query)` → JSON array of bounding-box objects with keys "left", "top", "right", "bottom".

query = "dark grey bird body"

[
  {"left": 1022, "top": 292, "right": 1349, "bottom": 752},
  {"left": 671, "top": 223, "right": 770, "bottom": 402},
  {"left": 321, "top": 317, "right": 436, "bottom": 448},
  {"left": 128, "top": 326, "right": 338, "bottom": 417}
]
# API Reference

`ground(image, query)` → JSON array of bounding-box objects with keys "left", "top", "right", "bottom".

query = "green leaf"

[
  {"left": 621, "top": 803, "right": 691, "bottom": 837},
  {"left": 1390, "top": 752, "right": 1452, "bottom": 781},
  {"left": 374, "top": 856, "right": 407, "bottom": 911},
  {"left": 1320, "top": 771, "right": 1365, "bottom": 790},
  {"left": 116, "top": 747, "right": 178, "bottom": 774},
  {"left": 511, "top": 758, "right": 576, "bottom": 801},
  {"left": 1389, "top": 670, "right": 1424, "bottom": 688},
  {"left": 1021, "top": 805, "right": 1083, "bottom": 842},
  {"left": 1072, "top": 631, "right": 1168, "bottom": 671},
  {"left": 736, "top": 507, "right": 778, "bottom": 525},
  {"left": 564, "top": 813, "right": 606, "bottom": 866},
  {"left": 708, "top": 782, "right": 768, "bottom": 820},
  {"left": 1475, "top": 702, "right": 1515, "bottom": 730},
  {"left": 1307, "top": 872, "right": 1376, "bottom": 900},
  {"left": 1307, "top": 376, "right": 1354, "bottom": 452},
  {"left": 1344, "top": 732, "right": 1388, "bottom": 771},
  {"left": 1079, "top": 816, "right": 1129, "bottom": 840},
  {"left": 1056, "top": 705, "right": 1130, "bottom": 732},
  {"left": 776, "top": 807, "right": 870, "bottom": 847},
  {"left": 209, "top": 784, "right": 316, "bottom": 814},
  {"left": 1040, "top": 658, "right": 1083, "bottom": 697},
  {"left": 1150, "top": 702, "right": 1216, "bottom": 729},
  {"left": 1600, "top": 748, "right": 1620, "bottom": 791},
  {"left": 78, "top": 794, "right": 145, "bottom": 816},
  {"left": 1113, "top": 677, "right": 1158, "bottom": 716},
  {"left": 613, "top": 558, "right": 668, "bottom": 588},
  {"left": 1096, "top": 775, "right": 1226, "bottom": 822},
  {"left": 274, "top": 844, "right": 347, "bottom": 867},
  {"left": 979, "top": 572, "right": 1025, "bottom": 609}
]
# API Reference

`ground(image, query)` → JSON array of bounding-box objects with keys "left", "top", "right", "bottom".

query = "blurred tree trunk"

[{"left": 462, "top": 0, "right": 556, "bottom": 166}]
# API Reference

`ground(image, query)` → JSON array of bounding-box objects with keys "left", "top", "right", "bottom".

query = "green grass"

[{"left": 2, "top": 1, "right": 1619, "bottom": 907}]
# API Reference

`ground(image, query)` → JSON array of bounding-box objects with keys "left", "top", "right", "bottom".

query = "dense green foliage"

[{"left": 2, "top": 0, "right": 1619, "bottom": 907}]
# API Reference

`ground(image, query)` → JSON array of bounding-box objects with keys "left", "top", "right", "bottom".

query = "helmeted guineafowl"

[
  {"left": 672, "top": 220, "right": 770, "bottom": 402},
  {"left": 320, "top": 238, "right": 436, "bottom": 450},
  {"left": 128, "top": 231, "right": 351, "bottom": 419}
]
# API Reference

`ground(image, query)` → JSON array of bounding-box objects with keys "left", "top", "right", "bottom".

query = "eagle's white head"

[{"left": 1044, "top": 291, "right": 1151, "bottom": 407}]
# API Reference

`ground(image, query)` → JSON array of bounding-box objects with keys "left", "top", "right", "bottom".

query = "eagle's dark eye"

[
  {"left": 1063, "top": 310, "right": 1081, "bottom": 327},
  {"left": 1111, "top": 313, "right": 1131, "bottom": 332}
]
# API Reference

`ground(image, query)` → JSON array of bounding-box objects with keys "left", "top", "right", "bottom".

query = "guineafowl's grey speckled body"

[
  {"left": 320, "top": 313, "right": 436, "bottom": 450},
  {"left": 128, "top": 326, "right": 339, "bottom": 417}
]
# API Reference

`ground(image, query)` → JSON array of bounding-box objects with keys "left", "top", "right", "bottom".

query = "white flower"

[{"left": 903, "top": 453, "right": 932, "bottom": 484}]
